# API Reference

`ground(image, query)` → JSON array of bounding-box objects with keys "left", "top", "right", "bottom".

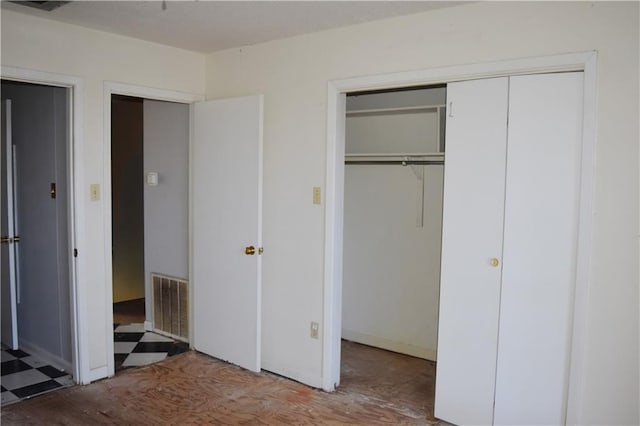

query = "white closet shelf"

[{"left": 345, "top": 152, "right": 442, "bottom": 157}]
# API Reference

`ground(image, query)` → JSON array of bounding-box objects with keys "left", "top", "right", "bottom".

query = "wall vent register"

[{"left": 152, "top": 274, "right": 188, "bottom": 342}]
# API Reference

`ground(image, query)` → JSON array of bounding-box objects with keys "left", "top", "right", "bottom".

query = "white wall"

[
  {"left": 204, "top": 2, "right": 639, "bottom": 424},
  {"left": 143, "top": 99, "right": 190, "bottom": 326},
  {"left": 343, "top": 165, "right": 443, "bottom": 360},
  {"left": 1, "top": 3, "right": 637, "bottom": 423},
  {"left": 0, "top": 9, "right": 205, "bottom": 378},
  {"left": 346, "top": 87, "right": 446, "bottom": 112},
  {"left": 345, "top": 110, "right": 439, "bottom": 154}
]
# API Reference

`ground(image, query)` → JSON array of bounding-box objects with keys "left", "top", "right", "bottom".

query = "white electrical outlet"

[{"left": 310, "top": 322, "right": 319, "bottom": 339}]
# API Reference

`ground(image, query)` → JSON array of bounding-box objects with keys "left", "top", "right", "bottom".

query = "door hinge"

[
  {"left": 73, "top": 248, "right": 78, "bottom": 258},
  {"left": 50, "top": 182, "right": 56, "bottom": 199}
]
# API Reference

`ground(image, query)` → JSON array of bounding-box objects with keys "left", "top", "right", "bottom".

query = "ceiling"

[{"left": 1, "top": 1, "right": 463, "bottom": 53}]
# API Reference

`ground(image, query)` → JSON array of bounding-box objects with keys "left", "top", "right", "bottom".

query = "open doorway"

[
  {"left": 110, "top": 95, "right": 190, "bottom": 372},
  {"left": 1, "top": 80, "right": 75, "bottom": 404},
  {"left": 339, "top": 85, "right": 446, "bottom": 419}
]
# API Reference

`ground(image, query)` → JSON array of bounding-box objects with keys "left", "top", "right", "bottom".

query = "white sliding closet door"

[
  {"left": 494, "top": 72, "right": 584, "bottom": 425},
  {"left": 435, "top": 72, "right": 584, "bottom": 426},
  {"left": 435, "top": 77, "right": 509, "bottom": 426}
]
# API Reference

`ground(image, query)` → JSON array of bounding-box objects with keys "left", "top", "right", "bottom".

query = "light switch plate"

[
  {"left": 146, "top": 172, "right": 159, "bottom": 186},
  {"left": 90, "top": 184, "right": 100, "bottom": 201},
  {"left": 313, "top": 187, "right": 321, "bottom": 205},
  {"left": 310, "top": 321, "right": 319, "bottom": 339}
]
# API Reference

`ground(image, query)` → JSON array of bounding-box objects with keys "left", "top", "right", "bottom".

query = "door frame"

[
  {"left": 0, "top": 66, "right": 87, "bottom": 383},
  {"left": 323, "top": 51, "right": 597, "bottom": 423},
  {"left": 103, "top": 81, "right": 203, "bottom": 376}
]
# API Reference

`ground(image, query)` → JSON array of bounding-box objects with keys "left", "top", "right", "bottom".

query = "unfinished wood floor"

[{"left": 1, "top": 341, "right": 445, "bottom": 425}]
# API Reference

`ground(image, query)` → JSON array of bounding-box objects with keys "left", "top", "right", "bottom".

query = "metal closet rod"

[
  {"left": 345, "top": 159, "right": 444, "bottom": 165},
  {"left": 344, "top": 154, "right": 445, "bottom": 166}
]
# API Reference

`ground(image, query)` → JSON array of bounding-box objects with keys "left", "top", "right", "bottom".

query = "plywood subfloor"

[
  {"left": 1, "top": 341, "right": 446, "bottom": 425},
  {"left": 340, "top": 340, "right": 438, "bottom": 421}
]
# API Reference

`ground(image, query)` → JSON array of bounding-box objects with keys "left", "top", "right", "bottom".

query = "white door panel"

[
  {"left": 436, "top": 72, "right": 584, "bottom": 425},
  {"left": 192, "top": 95, "right": 263, "bottom": 372},
  {"left": 493, "top": 72, "right": 584, "bottom": 425},
  {"left": 435, "top": 78, "right": 509, "bottom": 426}
]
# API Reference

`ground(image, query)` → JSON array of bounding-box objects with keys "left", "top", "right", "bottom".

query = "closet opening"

[
  {"left": 110, "top": 95, "right": 190, "bottom": 373},
  {"left": 340, "top": 84, "right": 446, "bottom": 420}
]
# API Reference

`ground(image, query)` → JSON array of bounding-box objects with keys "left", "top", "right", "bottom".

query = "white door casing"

[
  {"left": 192, "top": 95, "right": 263, "bottom": 372},
  {"left": 103, "top": 82, "right": 203, "bottom": 378},
  {"left": 1, "top": 67, "right": 85, "bottom": 383}
]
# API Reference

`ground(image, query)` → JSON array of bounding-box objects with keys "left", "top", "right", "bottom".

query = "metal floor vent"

[
  {"left": 9, "top": 1, "right": 70, "bottom": 12},
  {"left": 152, "top": 274, "right": 189, "bottom": 342}
]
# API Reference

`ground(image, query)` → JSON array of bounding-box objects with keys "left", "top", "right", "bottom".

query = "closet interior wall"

[{"left": 342, "top": 87, "right": 445, "bottom": 360}]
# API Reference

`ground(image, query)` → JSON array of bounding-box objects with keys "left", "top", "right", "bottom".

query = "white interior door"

[
  {"left": 493, "top": 72, "right": 583, "bottom": 425},
  {"left": 1, "top": 99, "right": 19, "bottom": 349},
  {"left": 435, "top": 77, "right": 509, "bottom": 425},
  {"left": 192, "top": 95, "right": 263, "bottom": 372}
]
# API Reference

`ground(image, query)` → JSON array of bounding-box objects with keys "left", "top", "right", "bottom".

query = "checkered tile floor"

[
  {"left": 114, "top": 323, "right": 189, "bottom": 372},
  {"left": 0, "top": 325, "right": 187, "bottom": 405},
  {"left": 1, "top": 347, "right": 74, "bottom": 406}
]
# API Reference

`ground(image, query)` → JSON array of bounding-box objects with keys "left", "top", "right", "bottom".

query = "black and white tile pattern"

[
  {"left": 1, "top": 348, "right": 73, "bottom": 406},
  {"left": 1, "top": 325, "right": 187, "bottom": 405},
  {"left": 113, "top": 323, "right": 189, "bottom": 372}
]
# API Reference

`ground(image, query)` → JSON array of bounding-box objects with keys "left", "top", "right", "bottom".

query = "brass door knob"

[
  {"left": 245, "top": 246, "right": 256, "bottom": 255},
  {"left": 490, "top": 258, "right": 500, "bottom": 267},
  {"left": 1, "top": 236, "right": 11, "bottom": 244}
]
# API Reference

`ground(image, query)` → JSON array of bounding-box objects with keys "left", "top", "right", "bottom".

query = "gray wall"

[
  {"left": 143, "top": 100, "right": 189, "bottom": 325},
  {"left": 1, "top": 80, "right": 71, "bottom": 369}
]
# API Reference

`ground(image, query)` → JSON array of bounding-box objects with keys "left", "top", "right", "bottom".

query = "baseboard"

[
  {"left": 17, "top": 339, "right": 73, "bottom": 373},
  {"left": 144, "top": 320, "right": 153, "bottom": 331},
  {"left": 260, "top": 361, "right": 324, "bottom": 390},
  {"left": 87, "top": 366, "right": 109, "bottom": 383},
  {"left": 341, "top": 329, "right": 437, "bottom": 361}
]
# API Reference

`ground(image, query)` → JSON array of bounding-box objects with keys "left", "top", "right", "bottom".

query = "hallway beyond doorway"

[
  {"left": 113, "top": 323, "right": 188, "bottom": 372},
  {"left": 113, "top": 298, "right": 145, "bottom": 325}
]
